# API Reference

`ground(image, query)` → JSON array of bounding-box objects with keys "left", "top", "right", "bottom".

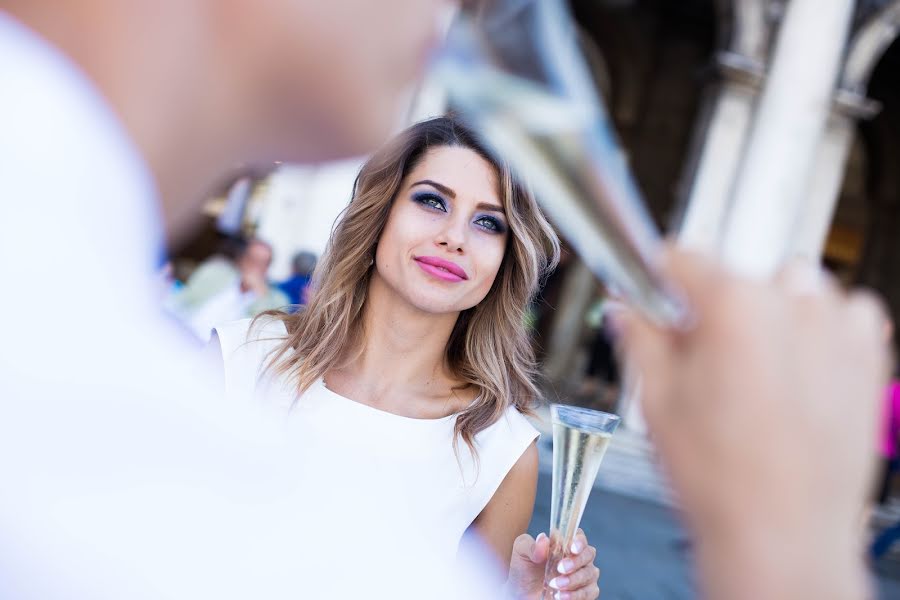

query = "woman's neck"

[{"left": 328, "top": 274, "right": 467, "bottom": 414}]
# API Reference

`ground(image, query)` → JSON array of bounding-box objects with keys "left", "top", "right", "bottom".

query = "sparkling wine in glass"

[{"left": 542, "top": 404, "right": 620, "bottom": 600}]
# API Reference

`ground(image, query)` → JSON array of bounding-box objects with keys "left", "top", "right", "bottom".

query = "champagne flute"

[
  {"left": 433, "top": 0, "right": 687, "bottom": 327},
  {"left": 544, "top": 404, "right": 621, "bottom": 600}
]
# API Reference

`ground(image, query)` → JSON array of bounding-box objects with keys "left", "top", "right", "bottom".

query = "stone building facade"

[{"left": 566, "top": 0, "right": 900, "bottom": 343}]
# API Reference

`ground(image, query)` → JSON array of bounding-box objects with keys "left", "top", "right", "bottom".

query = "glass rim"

[{"left": 550, "top": 403, "right": 621, "bottom": 434}]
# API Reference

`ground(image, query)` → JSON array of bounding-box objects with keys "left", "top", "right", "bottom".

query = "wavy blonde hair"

[{"left": 263, "top": 116, "right": 560, "bottom": 454}]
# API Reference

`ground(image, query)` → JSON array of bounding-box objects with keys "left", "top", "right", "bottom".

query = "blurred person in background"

[
  {"left": 875, "top": 323, "right": 899, "bottom": 509},
  {"left": 871, "top": 358, "right": 900, "bottom": 560},
  {"left": 877, "top": 381, "right": 900, "bottom": 505},
  {"left": 277, "top": 250, "right": 317, "bottom": 306},
  {"left": 174, "top": 238, "right": 289, "bottom": 340},
  {"left": 211, "top": 116, "right": 602, "bottom": 600}
]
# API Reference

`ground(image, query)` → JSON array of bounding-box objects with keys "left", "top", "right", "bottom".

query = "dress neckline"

[
  {"left": 316, "top": 377, "right": 473, "bottom": 425},
  {"left": 265, "top": 318, "right": 476, "bottom": 425}
]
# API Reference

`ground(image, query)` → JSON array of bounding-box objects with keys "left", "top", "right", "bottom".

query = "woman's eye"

[
  {"left": 475, "top": 216, "right": 506, "bottom": 234},
  {"left": 414, "top": 193, "right": 446, "bottom": 211}
]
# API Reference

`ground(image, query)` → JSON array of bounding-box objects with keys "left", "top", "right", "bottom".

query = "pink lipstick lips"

[{"left": 414, "top": 256, "right": 468, "bottom": 283}]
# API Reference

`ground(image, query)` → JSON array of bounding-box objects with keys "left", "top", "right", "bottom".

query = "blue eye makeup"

[
  {"left": 475, "top": 215, "right": 507, "bottom": 234},
  {"left": 412, "top": 191, "right": 447, "bottom": 212},
  {"left": 412, "top": 189, "right": 507, "bottom": 235}
]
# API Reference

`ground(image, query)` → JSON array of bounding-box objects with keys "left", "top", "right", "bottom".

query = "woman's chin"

[
  {"left": 404, "top": 293, "right": 472, "bottom": 316},
  {"left": 412, "top": 302, "right": 464, "bottom": 316}
]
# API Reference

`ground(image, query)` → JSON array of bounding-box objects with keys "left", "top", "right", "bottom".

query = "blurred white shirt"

[
  {"left": 0, "top": 11, "right": 498, "bottom": 600},
  {"left": 185, "top": 283, "right": 256, "bottom": 340}
]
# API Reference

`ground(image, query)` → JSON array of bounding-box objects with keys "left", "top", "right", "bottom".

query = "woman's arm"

[
  {"left": 470, "top": 441, "right": 601, "bottom": 600},
  {"left": 470, "top": 440, "right": 540, "bottom": 571}
]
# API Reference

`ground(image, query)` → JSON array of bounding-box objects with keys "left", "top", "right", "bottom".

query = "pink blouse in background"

[{"left": 881, "top": 380, "right": 900, "bottom": 459}]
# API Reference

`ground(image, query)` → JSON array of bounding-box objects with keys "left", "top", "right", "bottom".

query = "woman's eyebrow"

[
  {"left": 476, "top": 202, "right": 505, "bottom": 214},
  {"left": 411, "top": 179, "right": 456, "bottom": 198}
]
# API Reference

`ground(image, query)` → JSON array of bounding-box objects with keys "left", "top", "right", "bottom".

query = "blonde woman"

[{"left": 212, "top": 117, "right": 601, "bottom": 599}]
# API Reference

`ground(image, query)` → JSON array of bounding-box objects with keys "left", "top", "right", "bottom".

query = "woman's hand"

[{"left": 506, "top": 529, "right": 600, "bottom": 600}]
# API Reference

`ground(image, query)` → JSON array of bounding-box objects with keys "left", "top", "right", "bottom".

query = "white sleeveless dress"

[{"left": 214, "top": 317, "right": 540, "bottom": 566}]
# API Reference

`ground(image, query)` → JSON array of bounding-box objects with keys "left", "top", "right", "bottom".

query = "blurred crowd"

[{"left": 163, "top": 239, "right": 316, "bottom": 340}]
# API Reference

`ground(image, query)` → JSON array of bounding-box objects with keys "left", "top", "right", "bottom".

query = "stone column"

[
  {"left": 719, "top": 0, "right": 856, "bottom": 278},
  {"left": 791, "top": 1, "right": 900, "bottom": 261},
  {"left": 676, "top": 56, "right": 762, "bottom": 252},
  {"left": 675, "top": 0, "right": 771, "bottom": 251},
  {"left": 791, "top": 98, "right": 878, "bottom": 261},
  {"left": 542, "top": 259, "right": 597, "bottom": 383}
]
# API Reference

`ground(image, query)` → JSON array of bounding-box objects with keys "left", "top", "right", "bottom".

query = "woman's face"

[{"left": 374, "top": 146, "right": 509, "bottom": 315}]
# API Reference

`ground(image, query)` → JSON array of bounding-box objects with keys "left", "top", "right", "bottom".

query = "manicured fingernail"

[
  {"left": 548, "top": 576, "right": 569, "bottom": 590},
  {"left": 557, "top": 558, "right": 575, "bottom": 574},
  {"left": 536, "top": 532, "right": 547, "bottom": 543},
  {"left": 571, "top": 539, "right": 584, "bottom": 554}
]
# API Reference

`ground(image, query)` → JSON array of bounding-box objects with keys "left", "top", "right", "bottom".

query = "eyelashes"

[
  {"left": 412, "top": 191, "right": 447, "bottom": 212},
  {"left": 411, "top": 191, "right": 508, "bottom": 235},
  {"left": 474, "top": 215, "right": 507, "bottom": 234}
]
